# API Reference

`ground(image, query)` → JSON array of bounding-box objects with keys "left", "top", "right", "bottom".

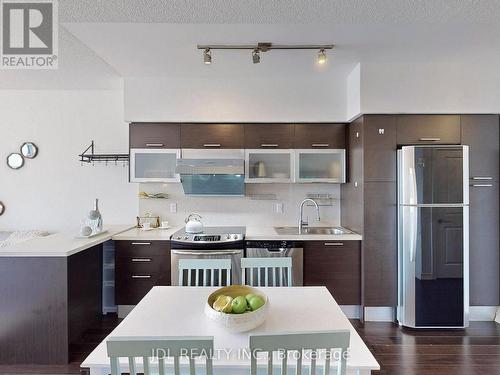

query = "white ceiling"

[{"left": 59, "top": 0, "right": 500, "bottom": 23}]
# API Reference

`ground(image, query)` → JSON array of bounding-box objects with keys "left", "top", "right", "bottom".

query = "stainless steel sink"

[{"left": 274, "top": 226, "right": 354, "bottom": 235}]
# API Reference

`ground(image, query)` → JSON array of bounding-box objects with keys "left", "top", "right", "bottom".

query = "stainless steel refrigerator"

[{"left": 397, "top": 145, "right": 469, "bottom": 328}]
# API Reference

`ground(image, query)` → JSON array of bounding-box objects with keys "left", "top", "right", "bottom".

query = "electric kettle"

[{"left": 185, "top": 213, "right": 204, "bottom": 233}]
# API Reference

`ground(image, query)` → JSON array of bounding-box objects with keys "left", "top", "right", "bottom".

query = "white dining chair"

[
  {"left": 178, "top": 258, "right": 232, "bottom": 286},
  {"left": 241, "top": 257, "right": 293, "bottom": 287},
  {"left": 107, "top": 336, "right": 213, "bottom": 375},
  {"left": 249, "top": 330, "right": 350, "bottom": 375}
]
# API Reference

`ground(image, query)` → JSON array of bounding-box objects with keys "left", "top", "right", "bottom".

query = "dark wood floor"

[{"left": 0, "top": 316, "right": 499, "bottom": 374}]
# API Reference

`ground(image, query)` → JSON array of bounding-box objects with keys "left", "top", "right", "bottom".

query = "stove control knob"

[
  {"left": 226, "top": 234, "right": 231, "bottom": 239},
  {"left": 176, "top": 236, "right": 181, "bottom": 240},
  {"left": 184, "top": 236, "right": 189, "bottom": 240},
  {"left": 233, "top": 235, "right": 238, "bottom": 239}
]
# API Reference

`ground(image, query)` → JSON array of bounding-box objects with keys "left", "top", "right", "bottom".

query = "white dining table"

[{"left": 81, "top": 286, "right": 379, "bottom": 375}]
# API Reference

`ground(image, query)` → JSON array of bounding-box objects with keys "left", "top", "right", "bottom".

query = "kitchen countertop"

[
  {"left": 0, "top": 225, "right": 133, "bottom": 257},
  {"left": 111, "top": 225, "right": 362, "bottom": 242}
]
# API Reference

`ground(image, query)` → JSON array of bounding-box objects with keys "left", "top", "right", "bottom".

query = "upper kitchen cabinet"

[
  {"left": 181, "top": 124, "right": 244, "bottom": 149},
  {"left": 245, "top": 149, "right": 294, "bottom": 183},
  {"left": 130, "top": 148, "right": 181, "bottom": 183},
  {"left": 294, "top": 123, "right": 346, "bottom": 148},
  {"left": 396, "top": 115, "right": 461, "bottom": 145},
  {"left": 129, "top": 123, "right": 180, "bottom": 148},
  {"left": 244, "top": 124, "right": 294, "bottom": 149},
  {"left": 363, "top": 115, "right": 397, "bottom": 182},
  {"left": 295, "top": 149, "right": 346, "bottom": 183}
]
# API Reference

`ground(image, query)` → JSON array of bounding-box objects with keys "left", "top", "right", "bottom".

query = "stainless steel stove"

[
  {"left": 170, "top": 226, "right": 246, "bottom": 286},
  {"left": 170, "top": 226, "right": 245, "bottom": 245}
]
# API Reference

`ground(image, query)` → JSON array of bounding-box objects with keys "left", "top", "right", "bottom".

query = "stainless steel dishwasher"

[{"left": 245, "top": 241, "right": 303, "bottom": 286}]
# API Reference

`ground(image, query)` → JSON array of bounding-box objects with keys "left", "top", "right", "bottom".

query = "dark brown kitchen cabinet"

[
  {"left": 461, "top": 115, "right": 499, "bottom": 306},
  {"left": 363, "top": 115, "right": 397, "bottom": 182},
  {"left": 341, "top": 115, "right": 398, "bottom": 310},
  {"left": 303, "top": 241, "right": 361, "bottom": 305},
  {"left": 294, "top": 123, "right": 346, "bottom": 148},
  {"left": 396, "top": 115, "right": 461, "bottom": 145},
  {"left": 129, "top": 123, "right": 180, "bottom": 148},
  {"left": 244, "top": 124, "right": 294, "bottom": 148},
  {"left": 181, "top": 124, "right": 244, "bottom": 148},
  {"left": 115, "top": 241, "right": 171, "bottom": 305}
]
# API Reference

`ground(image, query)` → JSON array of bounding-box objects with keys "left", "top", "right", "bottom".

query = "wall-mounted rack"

[
  {"left": 306, "top": 193, "right": 334, "bottom": 206},
  {"left": 79, "top": 141, "right": 129, "bottom": 165}
]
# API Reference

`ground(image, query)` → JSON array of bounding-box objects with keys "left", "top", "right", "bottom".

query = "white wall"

[
  {"left": 124, "top": 75, "right": 347, "bottom": 122},
  {"left": 346, "top": 63, "right": 361, "bottom": 120},
  {"left": 360, "top": 62, "right": 500, "bottom": 113},
  {"left": 0, "top": 90, "right": 137, "bottom": 231},
  {"left": 139, "top": 183, "right": 341, "bottom": 228}
]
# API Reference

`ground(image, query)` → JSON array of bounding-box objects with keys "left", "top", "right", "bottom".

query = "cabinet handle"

[
  {"left": 131, "top": 242, "right": 151, "bottom": 246},
  {"left": 261, "top": 144, "right": 278, "bottom": 147},
  {"left": 146, "top": 143, "right": 164, "bottom": 147},
  {"left": 324, "top": 242, "right": 344, "bottom": 246},
  {"left": 203, "top": 144, "right": 221, "bottom": 148},
  {"left": 312, "top": 143, "right": 329, "bottom": 147},
  {"left": 132, "top": 258, "right": 152, "bottom": 262},
  {"left": 419, "top": 137, "right": 441, "bottom": 141},
  {"left": 471, "top": 176, "right": 493, "bottom": 180},
  {"left": 471, "top": 184, "right": 493, "bottom": 187},
  {"left": 132, "top": 275, "right": 152, "bottom": 279}
]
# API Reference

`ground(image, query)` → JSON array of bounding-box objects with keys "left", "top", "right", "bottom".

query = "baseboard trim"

[
  {"left": 470, "top": 306, "right": 499, "bottom": 321},
  {"left": 339, "top": 305, "right": 361, "bottom": 319},
  {"left": 364, "top": 307, "right": 395, "bottom": 322}
]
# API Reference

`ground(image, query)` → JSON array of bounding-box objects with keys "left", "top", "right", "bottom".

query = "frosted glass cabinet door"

[
  {"left": 245, "top": 149, "right": 294, "bottom": 183},
  {"left": 130, "top": 148, "right": 181, "bottom": 182},
  {"left": 295, "top": 149, "right": 346, "bottom": 183}
]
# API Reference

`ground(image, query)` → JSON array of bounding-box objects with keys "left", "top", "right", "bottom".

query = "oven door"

[{"left": 171, "top": 249, "right": 243, "bottom": 286}]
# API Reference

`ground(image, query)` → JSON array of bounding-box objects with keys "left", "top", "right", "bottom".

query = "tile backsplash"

[{"left": 139, "top": 183, "right": 341, "bottom": 227}]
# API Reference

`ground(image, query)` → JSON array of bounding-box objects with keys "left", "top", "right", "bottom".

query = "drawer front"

[
  {"left": 115, "top": 240, "right": 170, "bottom": 257},
  {"left": 244, "top": 124, "right": 294, "bottom": 149},
  {"left": 115, "top": 272, "right": 170, "bottom": 305},
  {"left": 181, "top": 124, "right": 244, "bottom": 149},
  {"left": 303, "top": 241, "right": 361, "bottom": 305},
  {"left": 116, "top": 255, "right": 169, "bottom": 274},
  {"left": 294, "top": 124, "right": 346, "bottom": 149},
  {"left": 130, "top": 123, "right": 180, "bottom": 148},
  {"left": 396, "top": 115, "right": 461, "bottom": 145}
]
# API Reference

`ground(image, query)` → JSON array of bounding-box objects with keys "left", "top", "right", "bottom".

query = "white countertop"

[
  {"left": 112, "top": 225, "right": 362, "bottom": 242},
  {"left": 0, "top": 225, "right": 133, "bottom": 257},
  {"left": 81, "top": 286, "right": 379, "bottom": 375}
]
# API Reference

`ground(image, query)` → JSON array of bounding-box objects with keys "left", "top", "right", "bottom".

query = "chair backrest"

[
  {"left": 178, "top": 258, "right": 232, "bottom": 286},
  {"left": 249, "top": 330, "right": 350, "bottom": 375},
  {"left": 241, "top": 257, "right": 293, "bottom": 287},
  {"left": 107, "top": 336, "right": 214, "bottom": 375}
]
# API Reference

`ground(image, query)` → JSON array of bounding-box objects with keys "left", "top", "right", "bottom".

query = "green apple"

[
  {"left": 245, "top": 293, "right": 257, "bottom": 303},
  {"left": 248, "top": 295, "right": 265, "bottom": 311},
  {"left": 231, "top": 296, "right": 248, "bottom": 314}
]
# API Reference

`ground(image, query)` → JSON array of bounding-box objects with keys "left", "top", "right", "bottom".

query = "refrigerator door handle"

[{"left": 409, "top": 206, "right": 417, "bottom": 263}]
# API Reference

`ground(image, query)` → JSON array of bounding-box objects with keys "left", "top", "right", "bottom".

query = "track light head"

[
  {"left": 317, "top": 49, "right": 327, "bottom": 65},
  {"left": 203, "top": 48, "right": 212, "bottom": 65},
  {"left": 252, "top": 48, "right": 260, "bottom": 64}
]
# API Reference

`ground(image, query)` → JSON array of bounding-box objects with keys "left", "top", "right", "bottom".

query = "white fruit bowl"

[{"left": 204, "top": 285, "right": 269, "bottom": 333}]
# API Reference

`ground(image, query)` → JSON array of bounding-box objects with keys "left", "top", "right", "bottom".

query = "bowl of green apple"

[{"left": 204, "top": 285, "right": 269, "bottom": 333}]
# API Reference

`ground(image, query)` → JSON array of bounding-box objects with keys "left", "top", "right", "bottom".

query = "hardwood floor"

[
  {"left": 351, "top": 320, "right": 500, "bottom": 374},
  {"left": 0, "top": 315, "right": 499, "bottom": 374}
]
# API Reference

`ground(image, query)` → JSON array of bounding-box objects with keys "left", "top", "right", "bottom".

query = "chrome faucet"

[{"left": 298, "top": 198, "right": 320, "bottom": 233}]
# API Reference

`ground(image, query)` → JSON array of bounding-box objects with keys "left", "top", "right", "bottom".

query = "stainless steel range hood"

[{"left": 176, "top": 149, "right": 245, "bottom": 196}]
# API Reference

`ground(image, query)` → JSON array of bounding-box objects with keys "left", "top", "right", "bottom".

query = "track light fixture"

[
  {"left": 203, "top": 48, "right": 211, "bottom": 65},
  {"left": 198, "top": 42, "right": 334, "bottom": 65},
  {"left": 252, "top": 49, "right": 260, "bottom": 64},
  {"left": 317, "top": 49, "right": 327, "bottom": 65}
]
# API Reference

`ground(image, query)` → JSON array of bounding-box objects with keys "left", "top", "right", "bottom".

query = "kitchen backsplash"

[{"left": 139, "top": 183, "right": 341, "bottom": 227}]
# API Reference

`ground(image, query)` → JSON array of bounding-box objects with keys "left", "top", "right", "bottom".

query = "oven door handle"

[{"left": 171, "top": 250, "right": 242, "bottom": 256}]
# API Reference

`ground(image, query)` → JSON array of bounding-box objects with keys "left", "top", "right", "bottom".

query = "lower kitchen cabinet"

[
  {"left": 115, "top": 241, "right": 171, "bottom": 305},
  {"left": 303, "top": 241, "right": 361, "bottom": 305}
]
